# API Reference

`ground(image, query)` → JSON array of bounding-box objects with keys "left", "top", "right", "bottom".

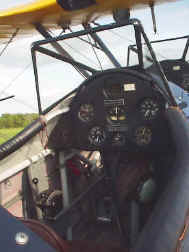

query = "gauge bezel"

[
  {"left": 88, "top": 126, "right": 106, "bottom": 146},
  {"left": 78, "top": 103, "right": 94, "bottom": 123},
  {"left": 134, "top": 125, "right": 152, "bottom": 147},
  {"left": 106, "top": 105, "right": 126, "bottom": 122},
  {"left": 139, "top": 97, "right": 160, "bottom": 120}
]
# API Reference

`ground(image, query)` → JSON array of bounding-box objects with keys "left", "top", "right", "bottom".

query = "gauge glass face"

[
  {"left": 107, "top": 106, "right": 126, "bottom": 122},
  {"left": 134, "top": 126, "right": 152, "bottom": 146},
  {"left": 88, "top": 126, "right": 106, "bottom": 146},
  {"left": 140, "top": 98, "right": 160, "bottom": 120},
  {"left": 78, "top": 104, "right": 94, "bottom": 123}
]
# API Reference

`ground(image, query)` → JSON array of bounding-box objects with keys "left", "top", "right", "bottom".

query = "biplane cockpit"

[
  {"left": 0, "top": 1, "right": 189, "bottom": 252},
  {"left": 127, "top": 34, "right": 189, "bottom": 117}
]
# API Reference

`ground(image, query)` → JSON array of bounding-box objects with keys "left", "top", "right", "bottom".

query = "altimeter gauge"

[
  {"left": 139, "top": 98, "right": 160, "bottom": 120},
  {"left": 78, "top": 104, "right": 94, "bottom": 123},
  {"left": 88, "top": 126, "right": 106, "bottom": 146},
  {"left": 134, "top": 126, "right": 152, "bottom": 146}
]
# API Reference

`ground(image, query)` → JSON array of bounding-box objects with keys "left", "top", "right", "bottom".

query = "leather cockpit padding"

[
  {"left": 133, "top": 108, "right": 189, "bottom": 252},
  {"left": 20, "top": 218, "right": 70, "bottom": 252},
  {"left": 21, "top": 218, "right": 127, "bottom": 252}
]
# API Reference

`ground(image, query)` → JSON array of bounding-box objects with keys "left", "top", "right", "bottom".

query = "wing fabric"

[{"left": 0, "top": 0, "right": 178, "bottom": 41}]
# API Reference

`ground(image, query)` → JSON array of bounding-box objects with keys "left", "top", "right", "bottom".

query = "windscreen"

[
  {"left": 35, "top": 21, "right": 138, "bottom": 112},
  {"left": 142, "top": 37, "right": 189, "bottom": 67}
]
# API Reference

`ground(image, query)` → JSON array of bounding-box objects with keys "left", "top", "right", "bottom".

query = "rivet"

[
  {"left": 15, "top": 232, "right": 29, "bottom": 245},
  {"left": 32, "top": 178, "right": 39, "bottom": 185}
]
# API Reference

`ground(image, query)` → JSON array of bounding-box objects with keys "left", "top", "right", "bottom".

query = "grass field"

[{"left": 0, "top": 128, "right": 23, "bottom": 145}]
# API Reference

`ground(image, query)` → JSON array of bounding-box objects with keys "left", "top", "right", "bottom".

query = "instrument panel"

[{"left": 70, "top": 69, "right": 169, "bottom": 152}]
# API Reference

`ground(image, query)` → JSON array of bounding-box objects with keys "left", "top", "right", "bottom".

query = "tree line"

[{"left": 0, "top": 113, "right": 38, "bottom": 128}]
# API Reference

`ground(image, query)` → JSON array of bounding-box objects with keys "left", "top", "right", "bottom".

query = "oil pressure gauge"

[{"left": 88, "top": 126, "right": 106, "bottom": 146}]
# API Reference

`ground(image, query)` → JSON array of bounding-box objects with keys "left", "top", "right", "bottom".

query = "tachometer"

[
  {"left": 78, "top": 104, "right": 94, "bottom": 123},
  {"left": 88, "top": 126, "right": 106, "bottom": 146},
  {"left": 134, "top": 126, "right": 152, "bottom": 146},
  {"left": 139, "top": 98, "right": 160, "bottom": 120}
]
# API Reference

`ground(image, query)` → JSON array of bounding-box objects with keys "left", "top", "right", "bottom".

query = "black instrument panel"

[{"left": 70, "top": 69, "right": 169, "bottom": 152}]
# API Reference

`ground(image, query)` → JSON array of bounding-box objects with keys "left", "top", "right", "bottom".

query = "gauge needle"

[
  {"left": 116, "top": 106, "right": 118, "bottom": 120},
  {"left": 142, "top": 128, "right": 146, "bottom": 136},
  {"left": 103, "top": 89, "right": 108, "bottom": 98},
  {"left": 145, "top": 110, "right": 150, "bottom": 117}
]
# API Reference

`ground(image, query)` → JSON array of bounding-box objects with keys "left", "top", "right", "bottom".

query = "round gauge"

[
  {"left": 78, "top": 104, "right": 94, "bottom": 123},
  {"left": 88, "top": 126, "right": 106, "bottom": 146},
  {"left": 107, "top": 106, "right": 126, "bottom": 122},
  {"left": 112, "top": 132, "right": 125, "bottom": 146},
  {"left": 139, "top": 98, "right": 160, "bottom": 120},
  {"left": 134, "top": 126, "right": 152, "bottom": 146}
]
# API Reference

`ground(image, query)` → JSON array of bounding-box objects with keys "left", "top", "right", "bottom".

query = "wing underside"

[{"left": 0, "top": 0, "right": 177, "bottom": 41}]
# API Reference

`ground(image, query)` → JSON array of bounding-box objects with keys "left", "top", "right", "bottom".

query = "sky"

[{"left": 0, "top": 0, "right": 188, "bottom": 115}]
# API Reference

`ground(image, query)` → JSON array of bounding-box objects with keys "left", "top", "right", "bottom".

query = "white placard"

[
  {"left": 173, "top": 65, "right": 181, "bottom": 71},
  {"left": 124, "top": 83, "right": 136, "bottom": 91}
]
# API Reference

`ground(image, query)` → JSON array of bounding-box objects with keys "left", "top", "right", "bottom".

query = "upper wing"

[{"left": 0, "top": 0, "right": 177, "bottom": 41}]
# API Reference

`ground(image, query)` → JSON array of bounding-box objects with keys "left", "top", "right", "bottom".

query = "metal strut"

[
  {"left": 84, "top": 24, "right": 121, "bottom": 68},
  {"left": 132, "top": 19, "right": 177, "bottom": 106},
  {"left": 34, "top": 23, "right": 90, "bottom": 79}
]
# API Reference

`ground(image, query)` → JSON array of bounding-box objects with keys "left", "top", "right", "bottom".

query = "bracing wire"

[
  {"left": 92, "top": 21, "right": 135, "bottom": 44},
  {"left": 69, "top": 27, "right": 101, "bottom": 50},
  {"left": 0, "top": 63, "right": 32, "bottom": 97},
  {"left": 46, "top": 28, "right": 89, "bottom": 79},
  {"left": 0, "top": 28, "right": 19, "bottom": 57},
  {"left": 1, "top": 90, "right": 37, "bottom": 112},
  {"left": 62, "top": 40, "right": 99, "bottom": 68},
  {"left": 87, "top": 34, "right": 103, "bottom": 71},
  {"left": 92, "top": 21, "right": 169, "bottom": 64}
]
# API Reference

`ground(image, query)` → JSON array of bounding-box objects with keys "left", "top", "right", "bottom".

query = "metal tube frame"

[
  {"left": 182, "top": 37, "right": 189, "bottom": 60},
  {"left": 37, "top": 46, "right": 97, "bottom": 74},
  {"left": 35, "top": 23, "right": 90, "bottom": 79},
  {"left": 84, "top": 24, "right": 121, "bottom": 68},
  {"left": 52, "top": 174, "right": 105, "bottom": 221},
  {"left": 128, "top": 35, "right": 189, "bottom": 64},
  {"left": 59, "top": 151, "right": 73, "bottom": 240},
  {"left": 31, "top": 18, "right": 177, "bottom": 114},
  {"left": 127, "top": 45, "right": 138, "bottom": 66},
  {"left": 135, "top": 19, "right": 177, "bottom": 106},
  {"left": 134, "top": 24, "right": 144, "bottom": 68}
]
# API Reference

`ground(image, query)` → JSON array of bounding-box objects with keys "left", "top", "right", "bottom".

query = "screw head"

[
  {"left": 15, "top": 232, "right": 29, "bottom": 245},
  {"left": 32, "top": 178, "right": 39, "bottom": 185}
]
